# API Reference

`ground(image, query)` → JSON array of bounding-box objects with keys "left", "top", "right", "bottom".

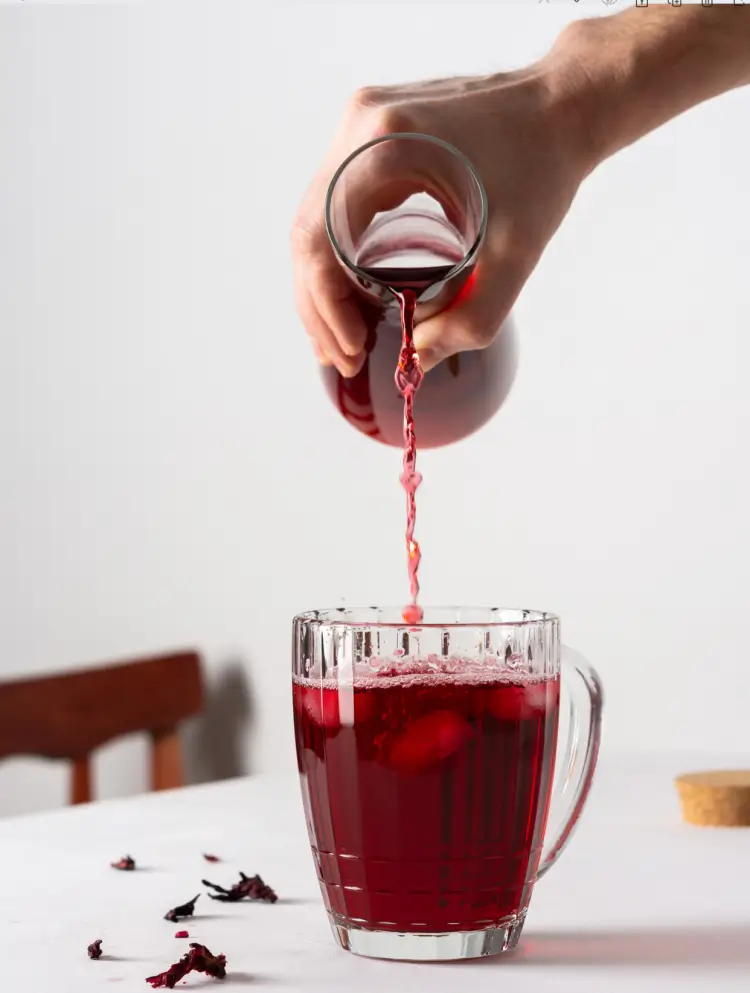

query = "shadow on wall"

[{"left": 185, "top": 659, "right": 254, "bottom": 783}]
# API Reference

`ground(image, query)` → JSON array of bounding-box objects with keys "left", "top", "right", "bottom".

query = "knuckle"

[
  {"left": 290, "top": 217, "right": 320, "bottom": 256},
  {"left": 308, "top": 263, "right": 337, "bottom": 297},
  {"left": 472, "top": 325, "right": 496, "bottom": 350},
  {"left": 456, "top": 306, "right": 498, "bottom": 349},
  {"left": 510, "top": 230, "right": 540, "bottom": 268},
  {"left": 489, "top": 215, "right": 540, "bottom": 267},
  {"left": 456, "top": 319, "right": 494, "bottom": 351},
  {"left": 346, "top": 90, "right": 414, "bottom": 138},
  {"left": 349, "top": 86, "right": 385, "bottom": 112},
  {"left": 370, "top": 104, "right": 414, "bottom": 137}
]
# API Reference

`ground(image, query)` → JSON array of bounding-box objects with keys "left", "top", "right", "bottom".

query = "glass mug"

[
  {"left": 320, "top": 134, "right": 519, "bottom": 449},
  {"left": 292, "top": 607, "right": 603, "bottom": 962}
]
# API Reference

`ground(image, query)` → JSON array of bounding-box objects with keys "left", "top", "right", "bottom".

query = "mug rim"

[{"left": 293, "top": 606, "right": 559, "bottom": 630}]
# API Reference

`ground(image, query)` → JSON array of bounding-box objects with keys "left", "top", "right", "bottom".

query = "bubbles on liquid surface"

[{"left": 298, "top": 653, "right": 552, "bottom": 689}]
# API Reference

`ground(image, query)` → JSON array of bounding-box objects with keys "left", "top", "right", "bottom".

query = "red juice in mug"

[{"left": 293, "top": 664, "right": 560, "bottom": 933}]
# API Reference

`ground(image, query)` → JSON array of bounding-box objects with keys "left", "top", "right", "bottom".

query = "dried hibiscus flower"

[
  {"left": 146, "top": 942, "right": 227, "bottom": 988},
  {"left": 163, "top": 893, "right": 200, "bottom": 922},
  {"left": 88, "top": 939, "right": 103, "bottom": 960},
  {"left": 202, "top": 871, "right": 277, "bottom": 904},
  {"left": 111, "top": 855, "right": 136, "bottom": 871}
]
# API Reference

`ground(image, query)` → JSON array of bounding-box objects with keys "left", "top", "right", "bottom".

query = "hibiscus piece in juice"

[{"left": 293, "top": 667, "right": 560, "bottom": 933}]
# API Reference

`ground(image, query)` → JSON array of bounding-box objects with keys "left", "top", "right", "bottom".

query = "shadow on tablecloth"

[{"left": 510, "top": 925, "right": 750, "bottom": 969}]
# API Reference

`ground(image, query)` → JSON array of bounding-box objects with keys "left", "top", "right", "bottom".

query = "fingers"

[
  {"left": 293, "top": 266, "right": 365, "bottom": 377},
  {"left": 291, "top": 178, "right": 420, "bottom": 375},
  {"left": 308, "top": 253, "right": 368, "bottom": 360},
  {"left": 310, "top": 339, "right": 333, "bottom": 366},
  {"left": 412, "top": 244, "right": 529, "bottom": 373},
  {"left": 291, "top": 217, "right": 367, "bottom": 377},
  {"left": 292, "top": 91, "right": 489, "bottom": 377}
]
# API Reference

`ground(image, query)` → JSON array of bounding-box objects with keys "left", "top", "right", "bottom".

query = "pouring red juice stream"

[
  {"left": 358, "top": 263, "right": 459, "bottom": 623},
  {"left": 394, "top": 286, "right": 423, "bottom": 625}
]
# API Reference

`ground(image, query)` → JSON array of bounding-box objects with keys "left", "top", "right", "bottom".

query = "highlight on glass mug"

[{"left": 292, "top": 606, "right": 603, "bottom": 962}]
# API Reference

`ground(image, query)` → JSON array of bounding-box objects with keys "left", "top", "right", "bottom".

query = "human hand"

[
  {"left": 294, "top": 9, "right": 750, "bottom": 377},
  {"left": 291, "top": 40, "right": 598, "bottom": 376}
]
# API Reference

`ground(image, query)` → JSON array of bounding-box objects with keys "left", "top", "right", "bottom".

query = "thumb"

[{"left": 413, "top": 252, "right": 526, "bottom": 374}]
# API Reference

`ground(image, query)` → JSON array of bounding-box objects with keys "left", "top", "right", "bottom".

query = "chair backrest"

[{"left": 0, "top": 651, "right": 204, "bottom": 804}]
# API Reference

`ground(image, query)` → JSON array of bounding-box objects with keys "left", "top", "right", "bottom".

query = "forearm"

[{"left": 547, "top": 8, "right": 750, "bottom": 171}]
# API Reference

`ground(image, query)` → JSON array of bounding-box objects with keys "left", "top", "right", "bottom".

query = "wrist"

[
  {"left": 542, "top": 9, "right": 750, "bottom": 175},
  {"left": 539, "top": 19, "right": 625, "bottom": 176}
]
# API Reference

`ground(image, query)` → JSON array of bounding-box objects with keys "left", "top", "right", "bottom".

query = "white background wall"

[{"left": 1, "top": 1, "right": 749, "bottom": 817}]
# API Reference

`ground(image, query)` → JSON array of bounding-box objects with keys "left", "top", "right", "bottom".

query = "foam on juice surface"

[{"left": 294, "top": 654, "right": 556, "bottom": 691}]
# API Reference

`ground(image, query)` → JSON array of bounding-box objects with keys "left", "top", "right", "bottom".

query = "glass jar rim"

[{"left": 324, "top": 132, "right": 488, "bottom": 287}]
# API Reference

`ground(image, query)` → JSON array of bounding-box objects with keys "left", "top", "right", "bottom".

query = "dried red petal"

[
  {"left": 203, "top": 853, "right": 220, "bottom": 862},
  {"left": 203, "top": 872, "right": 277, "bottom": 903},
  {"left": 88, "top": 939, "right": 103, "bottom": 960},
  {"left": 146, "top": 943, "right": 227, "bottom": 988},
  {"left": 174, "top": 930, "right": 189, "bottom": 939},
  {"left": 111, "top": 855, "right": 136, "bottom": 871},
  {"left": 163, "top": 894, "right": 199, "bottom": 922}
]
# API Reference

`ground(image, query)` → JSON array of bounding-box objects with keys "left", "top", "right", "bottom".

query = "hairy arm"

[{"left": 551, "top": 8, "right": 750, "bottom": 170}]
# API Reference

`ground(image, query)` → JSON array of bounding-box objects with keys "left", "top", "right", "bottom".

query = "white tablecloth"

[{"left": 1, "top": 753, "right": 748, "bottom": 992}]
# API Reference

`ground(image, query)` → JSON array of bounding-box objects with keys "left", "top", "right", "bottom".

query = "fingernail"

[
  {"left": 334, "top": 304, "right": 367, "bottom": 358},
  {"left": 340, "top": 338, "right": 365, "bottom": 358},
  {"left": 312, "top": 341, "right": 333, "bottom": 366},
  {"left": 337, "top": 351, "right": 365, "bottom": 379}
]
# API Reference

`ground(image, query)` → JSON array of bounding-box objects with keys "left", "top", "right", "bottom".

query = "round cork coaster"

[{"left": 675, "top": 770, "right": 750, "bottom": 827}]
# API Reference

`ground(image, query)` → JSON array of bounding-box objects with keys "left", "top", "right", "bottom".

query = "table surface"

[{"left": 2, "top": 752, "right": 749, "bottom": 992}]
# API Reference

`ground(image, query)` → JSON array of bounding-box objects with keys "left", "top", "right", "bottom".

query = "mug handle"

[{"left": 536, "top": 645, "right": 604, "bottom": 879}]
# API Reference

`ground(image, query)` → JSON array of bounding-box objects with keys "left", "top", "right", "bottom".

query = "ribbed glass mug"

[{"left": 292, "top": 607, "right": 603, "bottom": 962}]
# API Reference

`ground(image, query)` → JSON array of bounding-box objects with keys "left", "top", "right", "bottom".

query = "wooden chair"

[{"left": 0, "top": 651, "right": 204, "bottom": 804}]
